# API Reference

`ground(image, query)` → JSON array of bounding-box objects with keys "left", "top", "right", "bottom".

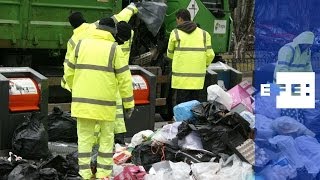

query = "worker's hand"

[{"left": 124, "top": 108, "right": 134, "bottom": 119}]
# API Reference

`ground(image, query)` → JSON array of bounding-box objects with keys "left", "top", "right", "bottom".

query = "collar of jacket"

[
  {"left": 89, "top": 28, "right": 116, "bottom": 42},
  {"left": 73, "top": 23, "right": 90, "bottom": 34}
]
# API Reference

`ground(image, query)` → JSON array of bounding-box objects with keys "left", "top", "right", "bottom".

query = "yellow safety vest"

[
  {"left": 61, "top": 23, "right": 91, "bottom": 91},
  {"left": 167, "top": 28, "right": 215, "bottom": 89},
  {"left": 274, "top": 42, "right": 313, "bottom": 81},
  {"left": 64, "top": 29, "right": 134, "bottom": 121}
]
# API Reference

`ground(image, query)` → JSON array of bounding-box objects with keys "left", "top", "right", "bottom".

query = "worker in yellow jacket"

[
  {"left": 61, "top": 12, "right": 90, "bottom": 91},
  {"left": 91, "top": 3, "right": 138, "bottom": 142},
  {"left": 167, "top": 9, "right": 215, "bottom": 105},
  {"left": 63, "top": 18, "right": 134, "bottom": 179}
]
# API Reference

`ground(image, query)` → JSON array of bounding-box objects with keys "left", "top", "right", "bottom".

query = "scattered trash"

[
  {"left": 152, "top": 122, "right": 181, "bottom": 145},
  {"left": 114, "top": 165, "right": 147, "bottom": 180},
  {"left": 129, "top": 130, "right": 154, "bottom": 148},
  {"left": 207, "top": 84, "right": 233, "bottom": 110}
]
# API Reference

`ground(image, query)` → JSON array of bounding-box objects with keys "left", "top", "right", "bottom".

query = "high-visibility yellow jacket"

[
  {"left": 64, "top": 29, "right": 134, "bottom": 121},
  {"left": 274, "top": 31, "right": 314, "bottom": 81},
  {"left": 167, "top": 27, "right": 215, "bottom": 89},
  {"left": 61, "top": 23, "right": 90, "bottom": 91}
]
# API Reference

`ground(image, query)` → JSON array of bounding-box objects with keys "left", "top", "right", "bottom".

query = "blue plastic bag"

[
  {"left": 271, "top": 116, "right": 315, "bottom": 138},
  {"left": 295, "top": 136, "right": 320, "bottom": 175},
  {"left": 173, "top": 100, "right": 200, "bottom": 122}
]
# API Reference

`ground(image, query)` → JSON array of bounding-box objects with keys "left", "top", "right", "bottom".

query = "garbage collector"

[
  {"left": 274, "top": 31, "right": 315, "bottom": 81},
  {"left": 90, "top": 3, "right": 138, "bottom": 142},
  {"left": 62, "top": 17, "right": 134, "bottom": 179},
  {"left": 273, "top": 31, "right": 315, "bottom": 123},
  {"left": 167, "top": 9, "right": 215, "bottom": 105}
]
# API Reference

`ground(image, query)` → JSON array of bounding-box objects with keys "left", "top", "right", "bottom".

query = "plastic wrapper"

[
  {"left": 152, "top": 122, "right": 181, "bottom": 145},
  {"left": 191, "top": 155, "right": 253, "bottom": 180},
  {"left": 272, "top": 116, "right": 315, "bottom": 138},
  {"left": 178, "top": 131, "right": 203, "bottom": 150},
  {"left": 207, "top": 85, "right": 233, "bottom": 110},
  {"left": 128, "top": 130, "right": 154, "bottom": 148}
]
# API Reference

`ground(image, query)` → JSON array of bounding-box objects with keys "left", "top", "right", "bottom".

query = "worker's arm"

[
  {"left": 114, "top": 45, "right": 134, "bottom": 109},
  {"left": 63, "top": 39, "right": 80, "bottom": 91},
  {"left": 205, "top": 32, "right": 215, "bottom": 67},
  {"left": 276, "top": 46, "right": 294, "bottom": 72},
  {"left": 112, "top": 3, "right": 138, "bottom": 23},
  {"left": 61, "top": 38, "right": 76, "bottom": 92},
  {"left": 167, "top": 31, "right": 176, "bottom": 60}
]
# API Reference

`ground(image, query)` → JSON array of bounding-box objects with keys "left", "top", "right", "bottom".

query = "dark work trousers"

[{"left": 173, "top": 89, "right": 201, "bottom": 106}]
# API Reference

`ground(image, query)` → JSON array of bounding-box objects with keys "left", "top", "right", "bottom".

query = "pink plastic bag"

[{"left": 228, "top": 81, "right": 254, "bottom": 113}]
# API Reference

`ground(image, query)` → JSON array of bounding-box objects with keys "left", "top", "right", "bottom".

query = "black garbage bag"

[
  {"left": 8, "top": 163, "right": 39, "bottom": 180},
  {"left": 191, "top": 102, "right": 227, "bottom": 123},
  {"left": 177, "top": 121, "right": 192, "bottom": 140},
  {"left": 39, "top": 155, "right": 69, "bottom": 179},
  {"left": 12, "top": 113, "right": 50, "bottom": 160},
  {"left": 131, "top": 142, "right": 177, "bottom": 171},
  {"left": 190, "top": 113, "right": 251, "bottom": 155},
  {"left": 175, "top": 149, "right": 219, "bottom": 164},
  {"left": 39, "top": 168, "right": 59, "bottom": 180},
  {"left": 137, "top": 2, "right": 167, "bottom": 36},
  {"left": 48, "top": 107, "right": 77, "bottom": 142},
  {"left": 0, "top": 159, "right": 14, "bottom": 180},
  {"left": 66, "top": 151, "right": 79, "bottom": 176}
]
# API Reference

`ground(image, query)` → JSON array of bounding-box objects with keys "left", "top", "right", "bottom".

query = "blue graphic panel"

[{"left": 254, "top": 0, "right": 320, "bottom": 179}]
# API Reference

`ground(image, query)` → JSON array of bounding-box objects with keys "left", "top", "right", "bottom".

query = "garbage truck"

[{"left": 0, "top": 0, "right": 237, "bottom": 120}]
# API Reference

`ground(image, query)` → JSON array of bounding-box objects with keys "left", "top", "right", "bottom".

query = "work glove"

[{"left": 124, "top": 108, "right": 134, "bottom": 119}]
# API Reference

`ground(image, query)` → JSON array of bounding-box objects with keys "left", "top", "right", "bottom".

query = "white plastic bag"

[
  {"left": 178, "top": 131, "right": 203, "bottom": 150},
  {"left": 145, "top": 161, "right": 191, "bottom": 180},
  {"left": 218, "top": 155, "right": 253, "bottom": 180},
  {"left": 191, "top": 162, "right": 221, "bottom": 180},
  {"left": 191, "top": 155, "right": 253, "bottom": 180},
  {"left": 128, "top": 130, "right": 154, "bottom": 148},
  {"left": 207, "top": 85, "right": 233, "bottom": 110},
  {"left": 152, "top": 122, "right": 181, "bottom": 145}
]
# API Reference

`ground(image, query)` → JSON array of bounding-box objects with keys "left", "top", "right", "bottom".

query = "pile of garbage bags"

[
  {"left": 107, "top": 83, "right": 255, "bottom": 179},
  {"left": 251, "top": 83, "right": 320, "bottom": 179},
  {"left": 0, "top": 152, "right": 80, "bottom": 180}
]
